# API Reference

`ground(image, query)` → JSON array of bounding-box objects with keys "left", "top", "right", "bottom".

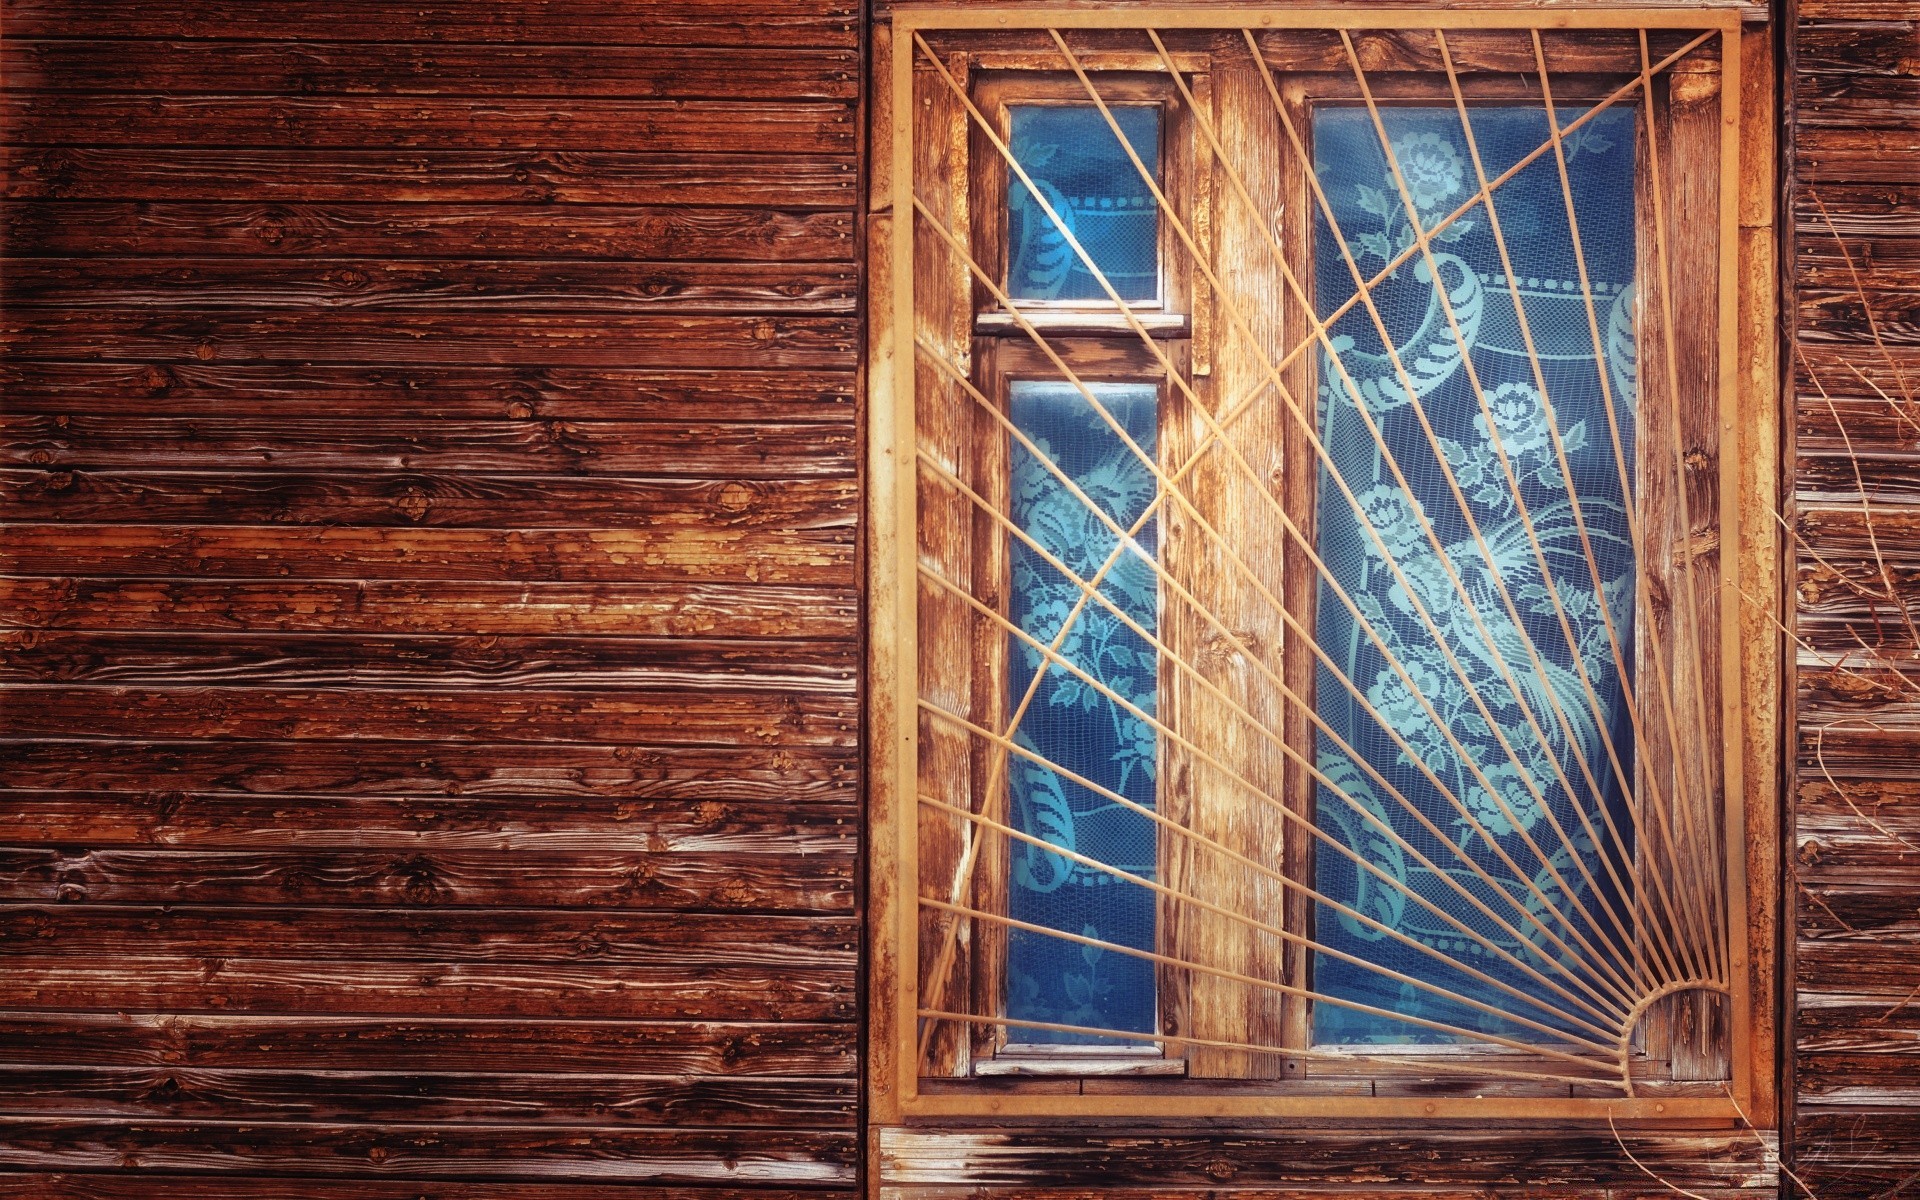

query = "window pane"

[
  {"left": 1309, "top": 106, "right": 1640, "bottom": 1044},
  {"left": 1006, "top": 104, "right": 1161, "bottom": 303},
  {"left": 1005, "top": 380, "right": 1160, "bottom": 1043}
]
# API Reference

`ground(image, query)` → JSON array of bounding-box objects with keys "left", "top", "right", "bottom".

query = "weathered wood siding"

[
  {"left": 0, "top": 2, "right": 862, "bottom": 1194},
  {"left": 1787, "top": 0, "right": 1920, "bottom": 1193}
]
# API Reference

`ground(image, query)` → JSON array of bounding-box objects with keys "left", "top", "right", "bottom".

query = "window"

[{"left": 871, "top": 8, "right": 1776, "bottom": 1120}]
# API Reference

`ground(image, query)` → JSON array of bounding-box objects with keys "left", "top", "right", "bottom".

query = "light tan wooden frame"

[{"left": 868, "top": 4, "right": 1777, "bottom": 1123}]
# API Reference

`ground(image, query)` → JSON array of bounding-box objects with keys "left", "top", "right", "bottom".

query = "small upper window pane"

[{"left": 1006, "top": 104, "right": 1161, "bottom": 304}]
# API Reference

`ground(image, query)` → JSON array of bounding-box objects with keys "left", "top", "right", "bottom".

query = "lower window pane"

[
  {"left": 1004, "top": 380, "right": 1161, "bottom": 1043},
  {"left": 1309, "top": 105, "right": 1640, "bottom": 1044}
]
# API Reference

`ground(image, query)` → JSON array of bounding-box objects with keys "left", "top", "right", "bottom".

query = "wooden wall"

[
  {"left": 1787, "top": 0, "right": 1920, "bottom": 1192},
  {"left": 0, "top": 1, "right": 863, "bottom": 1195}
]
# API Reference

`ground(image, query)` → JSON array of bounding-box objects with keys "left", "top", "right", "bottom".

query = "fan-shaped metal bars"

[{"left": 881, "top": 7, "right": 1748, "bottom": 1112}]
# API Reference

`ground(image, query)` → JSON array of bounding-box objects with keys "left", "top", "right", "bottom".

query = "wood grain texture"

[
  {"left": 0, "top": 0, "right": 859, "bottom": 1192},
  {"left": 0, "top": 148, "right": 858, "bottom": 206},
  {"left": 1787, "top": 11, "right": 1920, "bottom": 1198}
]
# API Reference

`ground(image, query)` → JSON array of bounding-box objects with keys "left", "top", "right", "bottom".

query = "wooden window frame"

[{"left": 869, "top": 5, "right": 1779, "bottom": 1124}]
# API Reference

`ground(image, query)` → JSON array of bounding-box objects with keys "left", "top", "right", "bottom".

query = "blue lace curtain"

[
  {"left": 1310, "top": 106, "right": 1640, "bottom": 1043},
  {"left": 1005, "top": 380, "right": 1161, "bottom": 1043},
  {"left": 1006, "top": 104, "right": 1161, "bottom": 303}
]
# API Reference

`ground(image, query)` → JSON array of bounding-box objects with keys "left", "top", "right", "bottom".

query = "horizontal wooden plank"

[
  {"left": 3, "top": 257, "right": 858, "bottom": 314},
  {"left": 0, "top": 578, "right": 857, "bottom": 639},
  {"left": 1799, "top": 287, "right": 1920, "bottom": 346},
  {"left": 1793, "top": 1111, "right": 1920, "bottom": 1196},
  {"left": 3, "top": 41, "right": 859, "bottom": 100},
  {"left": 3, "top": 94, "right": 855, "bottom": 155},
  {"left": 874, "top": 1127, "right": 1775, "bottom": 1190},
  {"left": 0, "top": 1066, "right": 855, "bottom": 1129},
  {"left": 0, "top": 1180, "right": 850, "bottom": 1200},
  {"left": 0, "top": 846, "right": 852, "bottom": 913},
  {"left": 1796, "top": 238, "right": 1920, "bottom": 296},
  {"left": 1, "top": 311, "right": 858, "bottom": 370},
  {"left": 1795, "top": 717, "right": 1920, "bottom": 779},
  {"left": 0, "top": 740, "right": 855, "bottom": 802},
  {"left": 0, "top": 905, "right": 854, "bottom": 966},
  {"left": 1790, "top": 991, "right": 1920, "bottom": 1107},
  {"left": 2, "top": 471, "right": 859, "bottom": 530},
  {"left": 1795, "top": 126, "right": 1920, "bottom": 185},
  {"left": 0, "top": 1010, "right": 854, "bottom": 1075},
  {"left": 1796, "top": 340, "right": 1920, "bottom": 403},
  {"left": 1798, "top": 503, "right": 1920, "bottom": 569},
  {"left": 1794, "top": 64, "right": 1920, "bottom": 130},
  {"left": 1, "top": 0, "right": 859, "bottom": 47},
  {"left": 0, "top": 686, "right": 855, "bottom": 746},
  {"left": 2, "top": 203, "right": 853, "bottom": 262},
  {"left": 0, "top": 1177, "right": 853, "bottom": 1200},
  {"left": 0, "top": 1118, "right": 856, "bottom": 1185},
  {"left": 0, "top": 954, "right": 850, "bottom": 1022},
  {"left": 0, "top": 523, "right": 853, "bottom": 585},
  {"left": 0, "top": 631, "right": 855, "bottom": 693},
  {"left": 0, "top": 1182, "right": 848, "bottom": 1200},
  {"left": 0, "top": 789, "right": 853, "bottom": 852},
  {"left": 0, "top": 362, "right": 854, "bottom": 422},
  {"left": 2, "top": 423, "right": 856, "bottom": 479},
  {"left": 0, "top": 148, "right": 858, "bottom": 206},
  {"left": 1795, "top": 21, "right": 1920, "bottom": 78}
]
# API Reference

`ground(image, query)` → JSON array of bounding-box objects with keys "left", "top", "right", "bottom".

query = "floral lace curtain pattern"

[
  {"left": 1005, "top": 380, "right": 1162, "bottom": 1043},
  {"left": 1309, "top": 106, "right": 1640, "bottom": 1044}
]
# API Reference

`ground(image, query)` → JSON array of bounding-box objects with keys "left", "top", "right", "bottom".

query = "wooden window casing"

[{"left": 870, "top": 6, "right": 1778, "bottom": 1123}]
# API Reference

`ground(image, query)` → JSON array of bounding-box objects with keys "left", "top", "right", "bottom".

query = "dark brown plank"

[
  {"left": 3, "top": 41, "right": 859, "bottom": 100},
  {"left": 2, "top": 472, "right": 859, "bottom": 530},
  {"left": 1795, "top": 64, "right": 1920, "bottom": 130},
  {"left": 0, "top": 522, "right": 853, "bottom": 585},
  {"left": 0, "top": 790, "right": 853, "bottom": 852},
  {"left": 0, "top": 0, "right": 859, "bottom": 47},
  {"left": 0, "top": 686, "right": 855, "bottom": 746},
  {"left": 1790, "top": 990, "right": 1920, "bottom": 1109},
  {"left": 3, "top": 257, "right": 858, "bottom": 314},
  {"left": 0, "top": 578, "right": 857, "bottom": 639},
  {"left": 0, "top": 740, "right": 856, "bottom": 802},
  {"left": 0, "top": 955, "right": 850, "bottom": 1022},
  {"left": 0, "top": 632, "right": 856, "bottom": 693},
  {"left": 1796, "top": 21, "right": 1920, "bottom": 78},
  {"left": 872, "top": 1127, "right": 1774, "bottom": 1190},
  {"left": 2, "top": 312, "right": 857, "bottom": 370},
  {"left": 0, "top": 1066, "right": 855, "bottom": 1129},
  {"left": 0, "top": 906, "right": 855, "bottom": 966},
  {"left": 1, "top": 421, "right": 856, "bottom": 478},
  {"left": 0, "top": 1119, "right": 857, "bottom": 1185},
  {"left": 0, "top": 148, "right": 858, "bottom": 206},
  {"left": 1800, "top": 288, "right": 1920, "bottom": 346},
  {"left": 0, "top": 1177, "right": 851, "bottom": 1199},
  {"left": 0, "top": 362, "right": 854, "bottom": 423},
  {"left": 0, "top": 1011, "right": 854, "bottom": 1075},
  {"left": 1796, "top": 126, "right": 1920, "bottom": 184},
  {"left": 3, "top": 203, "right": 853, "bottom": 262},
  {"left": 3, "top": 94, "right": 855, "bottom": 155},
  {"left": 0, "top": 846, "right": 852, "bottom": 914}
]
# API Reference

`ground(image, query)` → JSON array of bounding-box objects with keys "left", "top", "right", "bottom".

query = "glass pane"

[
  {"left": 1005, "top": 380, "right": 1161, "bottom": 1043},
  {"left": 1006, "top": 104, "right": 1161, "bottom": 303},
  {"left": 1309, "top": 105, "right": 1640, "bottom": 1044}
]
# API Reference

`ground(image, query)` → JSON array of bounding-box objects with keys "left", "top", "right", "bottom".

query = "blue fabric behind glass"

[
  {"left": 1005, "top": 380, "right": 1160, "bottom": 1043},
  {"left": 1007, "top": 105, "right": 1161, "bottom": 303},
  {"left": 1308, "top": 106, "right": 1640, "bottom": 1043}
]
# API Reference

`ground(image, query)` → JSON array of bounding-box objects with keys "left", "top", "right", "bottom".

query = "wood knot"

[
  {"left": 194, "top": 341, "right": 217, "bottom": 362},
  {"left": 395, "top": 488, "right": 432, "bottom": 522},
  {"left": 718, "top": 482, "right": 755, "bottom": 511},
  {"left": 750, "top": 319, "right": 777, "bottom": 342},
  {"left": 506, "top": 400, "right": 535, "bottom": 419}
]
